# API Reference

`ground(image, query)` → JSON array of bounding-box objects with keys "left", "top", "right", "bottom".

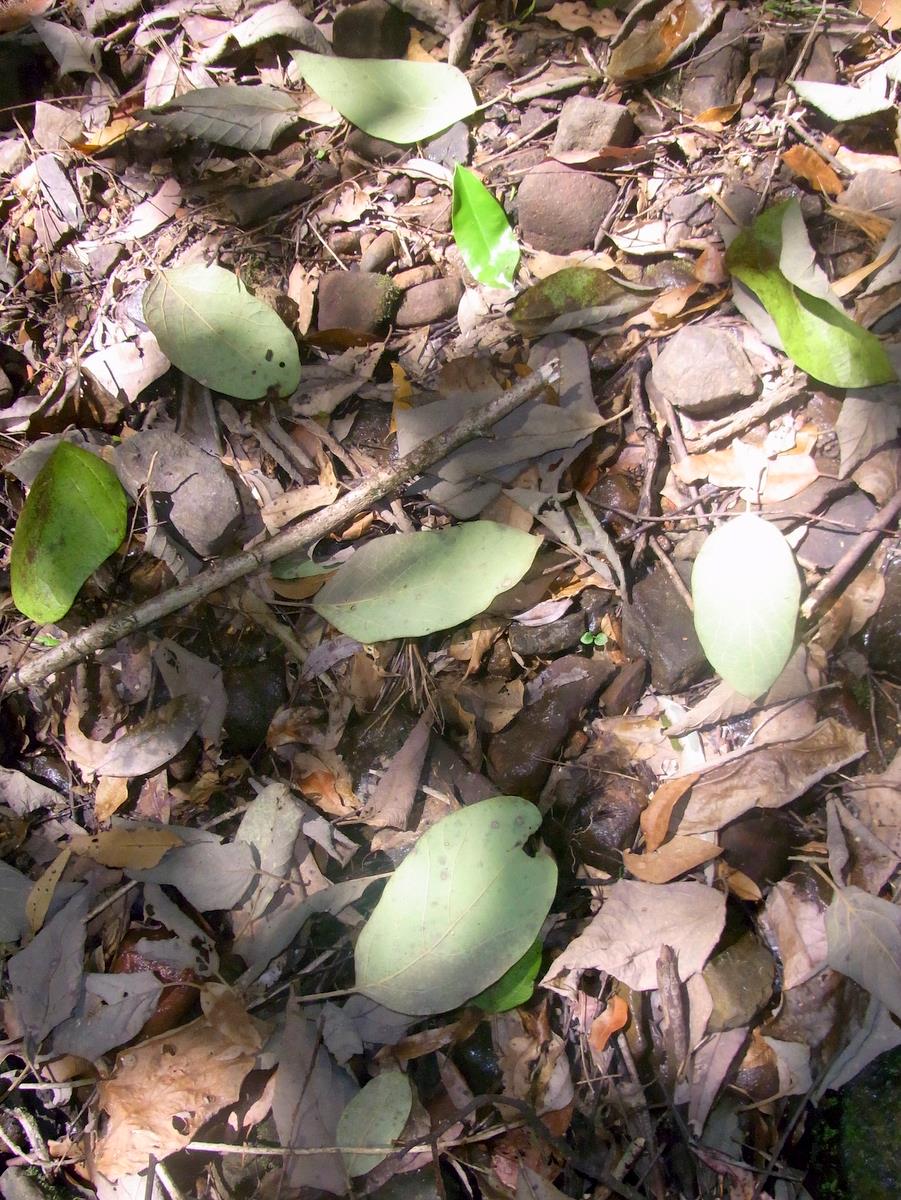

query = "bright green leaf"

[
  {"left": 11, "top": 443, "right": 127, "bottom": 625},
  {"left": 313, "top": 521, "right": 541, "bottom": 643},
  {"left": 726, "top": 202, "right": 896, "bottom": 388},
  {"left": 452, "top": 165, "right": 520, "bottom": 289},
  {"left": 356, "top": 796, "right": 557, "bottom": 1014},
  {"left": 691, "top": 514, "right": 800, "bottom": 700},
  {"left": 142, "top": 263, "right": 300, "bottom": 400},
  {"left": 292, "top": 52, "right": 476, "bottom": 144},
  {"left": 337, "top": 1071, "right": 412, "bottom": 1178},
  {"left": 470, "top": 938, "right": 542, "bottom": 1012}
]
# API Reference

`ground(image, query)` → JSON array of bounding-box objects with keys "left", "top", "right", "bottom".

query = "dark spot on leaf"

[
  {"left": 440, "top": 869, "right": 449, "bottom": 881},
  {"left": 279, "top": 361, "right": 286, "bottom": 368},
  {"left": 514, "top": 815, "right": 524, "bottom": 826},
  {"left": 265, "top": 348, "right": 274, "bottom": 362},
  {"left": 491, "top": 820, "right": 500, "bottom": 829}
]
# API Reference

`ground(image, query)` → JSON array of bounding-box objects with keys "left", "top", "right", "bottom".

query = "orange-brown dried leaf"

[
  {"left": 0, "top": 0, "right": 51, "bottom": 32},
  {"left": 607, "top": 0, "right": 724, "bottom": 82},
  {"left": 641, "top": 773, "right": 699, "bottom": 851},
  {"left": 781, "top": 146, "right": 843, "bottom": 197},
  {"left": 94, "top": 997, "right": 267, "bottom": 1181},
  {"left": 623, "top": 834, "right": 722, "bottom": 883},
  {"left": 588, "top": 994, "right": 629, "bottom": 1053},
  {"left": 857, "top": 0, "right": 901, "bottom": 30}
]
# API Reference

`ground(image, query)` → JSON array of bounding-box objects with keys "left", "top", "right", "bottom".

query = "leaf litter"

[{"left": 0, "top": 3, "right": 900, "bottom": 1200}]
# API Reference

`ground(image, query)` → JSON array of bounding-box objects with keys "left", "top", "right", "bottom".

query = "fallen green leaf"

[
  {"left": 691, "top": 514, "right": 800, "bottom": 699},
  {"left": 452, "top": 165, "right": 519, "bottom": 289},
  {"left": 337, "top": 1071, "right": 412, "bottom": 1178},
  {"left": 313, "top": 521, "right": 541, "bottom": 643},
  {"left": 355, "top": 796, "right": 557, "bottom": 1014},
  {"left": 470, "top": 938, "right": 543, "bottom": 1012},
  {"left": 510, "top": 266, "right": 653, "bottom": 337},
  {"left": 137, "top": 85, "right": 301, "bottom": 152},
  {"left": 292, "top": 52, "right": 476, "bottom": 144},
  {"left": 11, "top": 443, "right": 127, "bottom": 625},
  {"left": 142, "top": 263, "right": 301, "bottom": 400},
  {"left": 726, "top": 201, "right": 896, "bottom": 387}
]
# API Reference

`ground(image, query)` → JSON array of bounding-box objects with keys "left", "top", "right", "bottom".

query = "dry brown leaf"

[
  {"left": 623, "top": 834, "right": 722, "bottom": 883},
  {"left": 760, "top": 878, "right": 828, "bottom": 989},
  {"left": 716, "top": 862, "right": 762, "bottom": 901},
  {"left": 674, "top": 437, "right": 819, "bottom": 503},
  {"left": 641, "top": 773, "right": 700, "bottom": 851},
  {"left": 781, "top": 145, "right": 843, "bottom": 197},
  {"left": 847, "top": 749, "right": 901, "bottom": 856},
  {"left": 588, "top": 994, "right": 629, "bottom": 1054},
  {"left": 0, "top": 0, "right": 50, "bottom": 32},
  {"left": 692, "top": 103, "right": 741, "bottom": 128},
  {"left": 857, "top": 0, "right": 901, "bottom": 30},
  {"left": 69, "top": 827, "right": 182, "bottom": 870},
  {"left": 94, "top": 776, "right": 130, "bottom": 822},
  {"left": 543, "top": 880, "right": 726, "bottom": 993},
  {"left": 544, "top": 2, "right": 621, "bottom": 36},
  {"left": 608, "top": 0, "right": 725, "bottom": 83},
  {"left": 94, "top": 996, "right": 266, "bottom": 1180},
  {"left": 678, "top": 719, "right": 866, "bottom": 834},
  {"left": 26, "top": 848, "right": 71, "bottom": 935}
]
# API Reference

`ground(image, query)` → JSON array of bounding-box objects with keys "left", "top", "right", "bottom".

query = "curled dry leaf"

[
  {"left": 607, "top": 0, "right": 725, "bottom": 83},
  {"left": 623, "top": 834, "right": 722, "bottom": 884},
  {"left": 588, "top": 994, "right": 629, "bottom": 1054}
]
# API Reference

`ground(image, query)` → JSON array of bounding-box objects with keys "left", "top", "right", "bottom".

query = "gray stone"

[
  {"left": 621, "top": 568, "right": 708, "bottom": 693},
  {"left": 395, "top": 276, "right": 464, "bottom": 327},
  {"left": 331, "top": 0, "right": 409, "bottom": 58},
  {"left": 552, "top": 97, "right": 634, "bottom": 155},
  {"left": 345, "top": 129, "right": 406, "bottom": 163},
  {"left": 866, "top": 546, "right": 901, "bottom": 681},
  {"left": 317, "top": 271, "right": 400, "bottom": 333},
  {"left": 113, "top": 431, "right": 240, "bottom": 558},
  {"left": 800, "top": 34, "right": 838, "bottom": 84},
  {"left": 840, "top": 170, "right": 901, "bottom": 221},
  {"left": 651, "top": 325, "right": 758, "bottom": 415},
  {"left": 360, "top": 230, "right": 397, "bottom": 273},
  {"left": 517, "top": 160, "right": 617, "bottom": 254},
  {"left": 508, "top": 609, "right": 587, "bottom": 657},
  {"left": 424, "top": 121, "right": 471, "bottom": 169},
  {"left": 797, "top": 490, "right": 878, "bottom": 568},
  {"left": 680, "top": 10, "right": 751, "bottom": 116},
  {"left": 486, "top": 654, "right": 616, "bottom": 799}
]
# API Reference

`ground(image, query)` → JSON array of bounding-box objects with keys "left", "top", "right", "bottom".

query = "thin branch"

[{"left": 7, "top": 361, "right": 560, "bottom": 693}]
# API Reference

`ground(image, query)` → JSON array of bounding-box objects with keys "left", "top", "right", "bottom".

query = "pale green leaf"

[
  {"left": 826, "top": 885, "right": 901, "bottom": 1019},
  {"left": 142, "top": 263, "right": 300, "bottom": 400},
  {"left": 137, "top": 85, "right": 300, "bottom": 151},
  {"left": 452, "top": 165, "right": 519, "bottom": 289},
  {"left": 337, "top": 1071, "right": 412, "bottom": 1178},
  {"left": 510, "top": 266, "right": 653, "bottom": 336},
  {"left": 313, "top": 521, "right": 541, "bottom": 643},
  {"left": 792, "top": 81, "right": 893, "bottom": 121},
  {"left": 691, "top": 515, "right": 800, "bottom": 699},
  {"left": 470, "top": 938, "right": 542, "bottom": 1012},
  {"left": 292, "top": 52, "right": 476, "bottom": 144},
  {"left": 726, "top": 201, "right": 896, "bottom": 388},
  {"left": 356, "top": 796, "right": 557, "bottom": 1014},
  {"left": 11, "top": 443, "right": 127, "bottom": 625}
]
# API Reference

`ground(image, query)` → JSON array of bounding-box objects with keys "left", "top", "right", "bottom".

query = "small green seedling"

[{"left": 580, "top": 630, "right": 609, "bottom": 647}]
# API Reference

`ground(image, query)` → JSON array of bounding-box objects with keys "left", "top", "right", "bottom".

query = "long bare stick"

[{"left": 8, "top": 361, "right": 560, "bottom": 692}]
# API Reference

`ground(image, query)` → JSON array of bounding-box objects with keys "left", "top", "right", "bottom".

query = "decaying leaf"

[
  {"left": 826, "top": 885, "right": 901, "bottom": 1018},
  {"left": 623, "top": 834, "right": 722, "bottom": 883},
  {"left": 69, "top": 826, "right": 183, "bottom": 869},
  {"left": 511, "top": 267, "right": 654, "bottom": 336},
  {"left": 137, "top": 85, "right": 301, "bottom": 151},
  {"left": 543, "top": 880, "right": 726, "bottom": 993},
  {"left": 607, "top": 0, "right": 725, "bottom": 83},
  {"left": 94, "top": 989, "right": 267, "bottom": 1180}
]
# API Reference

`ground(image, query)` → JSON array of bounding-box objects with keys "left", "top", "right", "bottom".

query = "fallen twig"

[{"left": 6, "top": 361, "right": 560, "bottom": 693}]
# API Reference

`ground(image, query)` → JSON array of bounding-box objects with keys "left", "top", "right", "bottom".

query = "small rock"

[
  {"left": 840, "top": 170, "right": 901, "bottom": 221},
  {"left": 651, "top": 325, "right": 758, "bottom": 415},
  {"left": 329, "top": 230, "right": 361, "bottom": 256},
  {"left": 486, "top": 654, "right": 616, "bottom": 799},
  {"left": 331, "top": 0, "right": 409, "bottom": 58},
  {"left": 599, "top": 658, "right": 648, "bottom": 715},
  {"left": 866, "top": 546, "right": 901, "bottom": 681},
  {"left": 359, "top": 230, "right": 397, "bottom": 273},
  {"left": 800, "top": 34, "right": 838, "bottom": 84},
  {"left": 621, "top": 567, "right": 707, "bottom": 693},
  {"left": 223, "top": 659, "right": 287, "bottom": 756},
  {"left": 703, "top": 932, "right": 776, "bottom": 1032},
  {"left": 517, "top": 160, "right": 617, "bottom": 254},
  {"left": 393, "top": 264, "right": 442, "bottom": 290},
  {"left": 720, "top": 810, "right": 793, "bottom": 887},
  {"left": 345, "top": 129, "right": 406, "bottom": 163},
  {"left": 797, "top": 490, "right": 878, "bottom": 568},
  {"left": 508, "top": 609, "right": 587, "bottom": 657},
  {"left": 395, "top": 276, "right": 464, "bottom": 327},
  {"left": 114, "top": 431, "right": 240, "bottom": 558},
  {"left": 680, "top": 10, "right": 751, "bottom": 116},
  {"left": 224, "top": 179, "right": 310, "bottom": 226},
  {"left": 552, "top": 97, "right": 634, "bottom": 155},
  {"left": 424, "top": 121, "right": 471, "bottom": 169},
  {"left": 317, "top": 271, "right": 400, "bottom": 333},
  {"left": 545, "top": 754, "right": 647, "bottom": 873}
]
